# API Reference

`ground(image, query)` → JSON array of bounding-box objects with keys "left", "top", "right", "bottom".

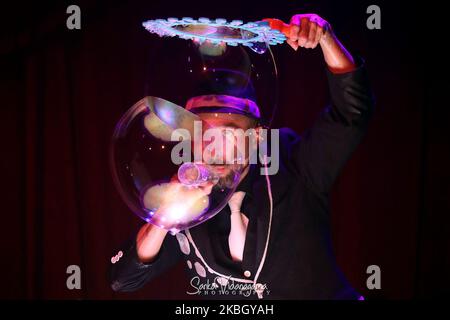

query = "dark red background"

[{"left": 1, "top": 0, "right": 448, "bottom": 299}]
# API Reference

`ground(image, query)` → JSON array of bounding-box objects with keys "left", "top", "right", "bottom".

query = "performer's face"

[{"left": 196, "top": 112, "right": 258, "bottom": 185}]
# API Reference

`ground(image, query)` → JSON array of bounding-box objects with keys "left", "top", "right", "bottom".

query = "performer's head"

[
  {"left": 186, "top": 93, "right": 261, "bottom": 186},
  {"left": 185, "top": 69, "right": 263, "bottom": 183}
]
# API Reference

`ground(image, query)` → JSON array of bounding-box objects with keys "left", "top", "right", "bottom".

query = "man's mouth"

[{"left": 211, "top": 165, "right": 226, "bottom": 172}]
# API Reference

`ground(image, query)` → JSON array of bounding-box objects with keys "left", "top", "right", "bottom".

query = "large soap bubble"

[{"left": 110, "top": 18, "right": 279, "bottom": 234}]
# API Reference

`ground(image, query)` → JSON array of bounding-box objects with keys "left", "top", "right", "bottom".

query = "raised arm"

[{"left": 286, "top": 14, "right": 375, "bottom": 194}]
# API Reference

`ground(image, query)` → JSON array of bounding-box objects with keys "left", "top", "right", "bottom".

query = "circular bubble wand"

[{"left": 142, "top": 17, "right": 293, "bottom": 48}]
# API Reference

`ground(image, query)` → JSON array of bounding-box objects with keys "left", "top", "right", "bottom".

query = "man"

[{"left": 109, "top": 13, "right": 374, "bottom": 299}]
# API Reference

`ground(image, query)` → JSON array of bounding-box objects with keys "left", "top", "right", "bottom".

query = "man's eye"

[{"left": 222, "top": 129, "right": 235, "bottom": 137}]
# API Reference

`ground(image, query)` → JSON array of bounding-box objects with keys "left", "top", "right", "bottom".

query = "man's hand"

[
  {"left": 286, "top": 14, "right": 331, "bottom": 50},
  {"left": 287, "top": 13, "right": 357, "bottom": 74},
  {"left": 136, "top": 223, "right": 168, "bottom": 263}
]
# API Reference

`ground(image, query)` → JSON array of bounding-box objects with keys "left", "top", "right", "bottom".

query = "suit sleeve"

[
  {"left": 109, "top": 230, "right": 183, "bottom": 292},
  {"left": 292, "top": 58, "right": 375, "bottom": 194}
]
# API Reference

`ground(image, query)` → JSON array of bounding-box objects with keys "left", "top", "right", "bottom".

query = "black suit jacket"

[{"left": 109, "top": 60, "right": 374, "bottom": 300}]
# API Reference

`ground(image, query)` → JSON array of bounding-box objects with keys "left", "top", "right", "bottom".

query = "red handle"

[{"left": 262, "top": 18, "right": 292, "bottom": 37}]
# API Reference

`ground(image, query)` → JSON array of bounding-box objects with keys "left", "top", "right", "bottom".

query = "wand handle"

[{"left": 262, "top": 18, "right": 293, "bottom": 37}]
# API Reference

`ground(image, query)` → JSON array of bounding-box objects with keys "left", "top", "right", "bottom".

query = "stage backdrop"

[{"left": 1, "top": 0, "right": 448, "bottom": 299}]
